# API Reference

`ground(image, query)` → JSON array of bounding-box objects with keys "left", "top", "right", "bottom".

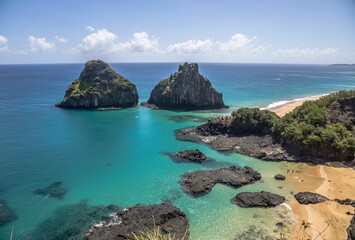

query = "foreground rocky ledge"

[
  {"left": 231, "top": 191, "right": 285, "bottom": 208},
  {"left": 84, "top": 203, "right": 189, "bottom": 240},
  {"left": 181, "top": 166, "right": 261, "bottom": 196},
  {"left": 56, "top": 60, "right": 138, "bottom": 109}
]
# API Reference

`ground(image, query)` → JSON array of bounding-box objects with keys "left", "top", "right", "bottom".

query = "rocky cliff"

[
  {"left": 56, "top": 60, "right": 138, "bottom": 109},
  {"left": 142, "top": 62, "right": 227, "bottom": 110}
]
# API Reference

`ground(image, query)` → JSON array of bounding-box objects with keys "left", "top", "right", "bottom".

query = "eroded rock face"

[
  {"left": 294, "top": 192, "right": 328, "bottom": 205},
  {"left": 56, "top": 60, "right": 138, "bottom": 109},
  {"left": 0, "top": 199, "right": 16, "bottom": 226},
  {"left": 84, "top": 203, "right": 189, "bottom": 240},
  {"left": 142, "top": 62, "right": 227, "bottom": 110},
  {"left": 181, "top": 166, "right": 261, "bottom": 196},
  {"left": 231, "top": 191, "right": 285, "bottom": 208},
  {"left": 175, "top": 149, "right": 208, "bottom": 163}
]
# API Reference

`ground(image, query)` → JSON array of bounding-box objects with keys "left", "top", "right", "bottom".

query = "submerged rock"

[
  {"left": 181, "top": 166, "right": 261, "bottom": 196},
  {"left": 22, "top": 200, "right": 119, "bottom": 240},
  {"left": 231, "top": 191, "right": 285, "bottom": 208},
  {"left": 175, "top": 149, "right": 208, "bottom": 163},
  {"left": 274, "top": 174, "right": 286, "bottom": 181},
  {"left": 142, "top": 62, "right": 227, "bottom": 110},
  {"left": 34, "top": 181, "right": 67, "bottom": 199},
  {"left": 84, "top": 203, "right": 189, "bottom": 240},
  {"left": 0, "top": 199, "right": 16, "bottom": 226},
  {"left": 294, "top": 192, "right": 329, "bottom": 205},
  {"left": 56, "top": 60, "right": 138, "bottom": 109}
]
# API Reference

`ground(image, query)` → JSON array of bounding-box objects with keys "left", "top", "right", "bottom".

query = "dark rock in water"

[
  {"left": 165, "top": 115, "right": 211, "bottom": 123},
  {"left": 181, "top": 166, "right": 261, "bottom": 196},
  {"left": 231, "top": 191, "right": 285, "bottom": 208},
  {"left": 274, "top": 174, "right": 286, "bottom": 181},
  {"left": 175, "top": 149, "right": 208, "bottom": 163},
  {"left": 34, "top": 181, "right": 67, "bottom": 199},
  {"left": 348, "top": 214, "right": 355, "bottom": 240},
  {"left": 142, "top": 62, "right": 227, "bottom": 110},
  {"left": 334, "top": 198, "right": 355, "bottom": 208},
  {"left": 294, "top": 192, "right": 329, "bottom": 205},
  {"left": 84, "top": 203, "right": 189, "bottom": 240},
  {"left": 22, "top": 200, "right": 119, "bottom": 240},
  {"left": 0, "top": 199, "right": 17, "bottom": 226},
  {"left": 56, "top": 60, "right": 138, "bottom": 109}
]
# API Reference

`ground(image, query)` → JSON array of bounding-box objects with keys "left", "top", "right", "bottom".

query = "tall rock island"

[
  {"left": 142, "top": 62, "right": 227, "bottom": 110},
  {"left": 56, "top": 60, "right": 138, "bottom": 109}
]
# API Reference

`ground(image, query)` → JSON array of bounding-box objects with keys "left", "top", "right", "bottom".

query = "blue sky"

[{"left": 0, "top": 0, "right": 355, "bottom": 64}]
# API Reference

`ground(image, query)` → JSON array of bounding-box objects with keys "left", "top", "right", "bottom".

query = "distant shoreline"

[{"left": 264, "top": 94, "right": 328, "bottom": 117}]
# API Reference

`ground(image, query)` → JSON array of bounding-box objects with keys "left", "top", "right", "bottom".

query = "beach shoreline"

[
  {"left": 266, "top": 95, "right": 354, "bottom": 239},
  {"left": 266, "top": 94, "right": 327, "bottom": 117}
]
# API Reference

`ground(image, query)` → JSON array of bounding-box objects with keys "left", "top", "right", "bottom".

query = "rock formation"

[
  {"left": 347, "top": 214, "right": 355, "bottom": 240},
  {"left": 142, "top": 62, "right": 227, "bottom": 110},
  {"left": 84, "top": 203, "right": 189, "bottom": 240},
  {"left": 293, "top": 192, "right": 329, "bottom": 205},
  {"left": 56, "top": 60, "right": 138, "bottom": 109},
  {"left": 175, "top": 149, "right": 208, "bottom": 163},
  {"left": 231, "top": 191, "right": 285, "bottom": 208},
  {"left": 274, "top": 174, "right": 286, "bottom": 181},
  {"left": 181, "top": 166, "right": 261, "bottom": 196}
]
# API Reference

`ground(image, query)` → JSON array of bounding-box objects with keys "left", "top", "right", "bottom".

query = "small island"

[
  {"left": 141, "top": 62, "right": 227, "bottom": 110},
  {"left": 56, "top": 60, "right": 139, "bottom": 109}
]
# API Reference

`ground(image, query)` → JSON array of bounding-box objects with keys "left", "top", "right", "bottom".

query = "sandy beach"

[
  {"left": 268, "top": 95, "right": 323, "bottom": 117},
  {"left": 269, "top": 96, "right": 355, "bottom": 239}
]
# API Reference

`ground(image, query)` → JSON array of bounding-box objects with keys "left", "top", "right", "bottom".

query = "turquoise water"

[{"left": 0, "top": 63, "right": 354, "bottom": 239}]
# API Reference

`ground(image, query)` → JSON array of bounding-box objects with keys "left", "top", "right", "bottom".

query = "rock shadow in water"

[
  {"left": 21, "top": 200, "right": 119, "bottom": 240},
  {"left": 34, "top": 181, "right": 68, "bottom": 199}
]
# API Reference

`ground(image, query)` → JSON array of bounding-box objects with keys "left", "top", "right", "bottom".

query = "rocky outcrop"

[
  {"left": 231, "top": 191, "right": 285, "bottom": 208},
  {"left": 347, "top": 214, "right": 355, "bottom": 240},
  {"left": 56, "top": 60, "right": 138, "bottom": 109},
  {"left": 142, "top": 62, "right": 227, "bottom": 110},
  {"left": 274, "top": 174, "right": 286, "bottom": 181},
  {"left": 175, "top": 149, "right": 208, "bottom": 163},
  {"left": 34, "top": 181, "right": 67, "bottom": 199},
  {"left": 334, "top": 198, "right": 355, "bottom": 208},
  {"left": 181, "top": 166, "right": 261, "bottom": 196},
  {"left": 84, "top": 203, "right": 189, "bottom": 240},
  {"left": 294, "top": 192, "right": 328, "bottom": 205},
  {"left": 0, "top": 199, "right": 16, "bottom": 226}
]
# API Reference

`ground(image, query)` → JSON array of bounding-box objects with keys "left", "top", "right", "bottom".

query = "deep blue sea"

[{"left": 0, "top": 63, "right": 354, "bottom": 239}]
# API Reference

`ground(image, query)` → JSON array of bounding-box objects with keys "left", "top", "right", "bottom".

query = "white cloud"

[
  {"left": 0, "top": 35, "right": 9, "bottom": 52},
  {"left": 219, "top": 33, "right": 256, "bottom": 52},
  {"left": 86, "top": 26, "right": 95, "bottom": 32},
  {"left": 55, "top": 36, "right": 68, "bottom": 43},
  {"left": 77, "top": 28, "right": 118, "bottom": 54},
  {"left": 167, "top": 39, "right": 213, "bottom": 54},
  {"left": 77, "top": 29, "right": 159, "bottom": 54},
  {"left": 115, "top": 32, "right": 158, "bottom": 52},
  {"left": 274, "top": 47, "right": 340, "bottom": 58},
  {"left": 28, "top": 36, "right": 55, "bottom": 52}
]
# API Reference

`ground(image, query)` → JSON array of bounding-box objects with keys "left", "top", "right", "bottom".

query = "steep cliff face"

[
  {"left": 56, "top": 60, "right": 138, "bottom": 109},
  {"left": 142, "top": 62, "right": 227, "bottom": 110}
]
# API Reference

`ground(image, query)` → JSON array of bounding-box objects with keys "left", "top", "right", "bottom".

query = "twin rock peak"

[{"left": 56, "top": 60, "right": 227, "bottom": 110}]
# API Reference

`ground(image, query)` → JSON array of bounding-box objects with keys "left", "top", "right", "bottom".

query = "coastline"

[
  {"left": 266, "top": 94, "right": 354, "bottom": 239},
  {"left": 265, "top": 94, "right": 327, "bottom": 117}
]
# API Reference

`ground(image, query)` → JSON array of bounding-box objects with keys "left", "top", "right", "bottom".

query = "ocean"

[{"left": 0, "top": 63, "right": 354, "bottom": 239}]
